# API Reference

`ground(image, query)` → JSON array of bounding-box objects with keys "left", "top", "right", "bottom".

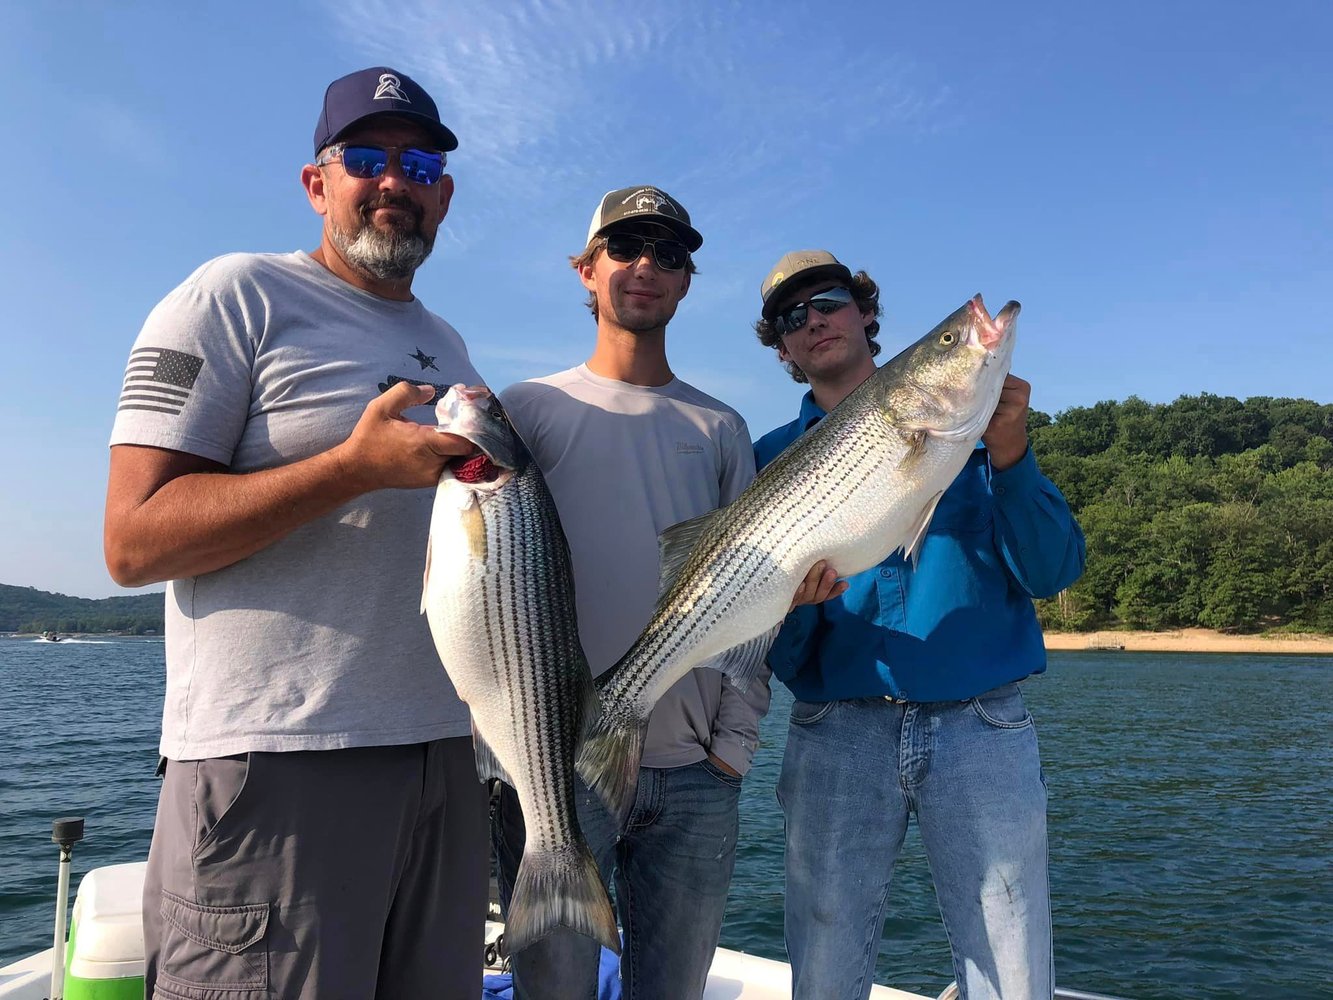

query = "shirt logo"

[
  {"left": 118, "top": 348, "right": 204, "bottom": 416},
  {"left": 676, "top": 442, "right": 704, "bottom": 455},
  {"left": 379, "top": 374, "right": 448, "bottom": 404},
  {"left": 374, "top": 73, "right": 408, "bottom": 101}
]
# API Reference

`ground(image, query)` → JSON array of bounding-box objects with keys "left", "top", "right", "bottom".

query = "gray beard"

[{"left": 330, "top": 220, "right": 433, "bottom": 281}]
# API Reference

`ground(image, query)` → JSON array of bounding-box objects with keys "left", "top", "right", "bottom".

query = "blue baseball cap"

[{"left": 313, "top": 67, "right": 458, "bottom": 155}]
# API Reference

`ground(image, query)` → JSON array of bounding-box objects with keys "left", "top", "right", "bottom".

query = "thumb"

[{"left": 375, "top": 381, "right": 437, "bottom": 419}]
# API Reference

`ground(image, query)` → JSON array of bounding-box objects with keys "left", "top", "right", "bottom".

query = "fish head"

[
  {"left": 434, "top": 384, "right": 527, "bottom": 491},
  {"left": 881, "top": 295, "right": 1018, "bottom": 442}
]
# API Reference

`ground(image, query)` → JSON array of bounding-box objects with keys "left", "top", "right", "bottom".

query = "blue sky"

[{"left": 2, "top": 1, "right": 1330, "bottom": 599}]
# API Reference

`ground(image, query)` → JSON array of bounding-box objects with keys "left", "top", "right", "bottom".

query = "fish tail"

[
  {"left": 504, "top": 841, "right": 620, "bottom": 955},
  {"left": 576, "top": 711, "right": 647, "bottom": 826}
]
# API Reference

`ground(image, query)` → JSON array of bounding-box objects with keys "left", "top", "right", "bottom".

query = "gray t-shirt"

[
  {"left": 109, "top": 251, "right": 481, "bottom": 760},
  {"left": 500, "top": 365, "right": 770, "bottom": 773}
]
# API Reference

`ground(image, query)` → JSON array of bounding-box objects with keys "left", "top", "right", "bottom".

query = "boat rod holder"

[{"left": 50, "top": 817, "right": 85, "bottom": 1000}]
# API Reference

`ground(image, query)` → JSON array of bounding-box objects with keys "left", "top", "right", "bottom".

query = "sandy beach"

[{"left": 1044, "top": 627, "right": 1333, "bottom": 656}]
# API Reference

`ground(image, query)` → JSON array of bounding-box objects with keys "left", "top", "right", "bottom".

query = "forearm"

[
  {"left": 106, "top": 382, "right": 468, "bottom": 588},
  {"left": 991, "top": 450, "right": 1087, "bottom": 596},
  {"left": 105, "top": 447, "right": 368, "bottom": 586}
]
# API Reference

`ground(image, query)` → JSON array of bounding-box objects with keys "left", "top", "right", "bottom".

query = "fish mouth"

[
  {"left": 450, "top": 452, "right": 503, "bottom": 484},
  {"left": 434, "top": 384, "right": 523, "bottom": 474},
  {"left": 968, "top": 295, "right": 1021, "bottom": 350}
]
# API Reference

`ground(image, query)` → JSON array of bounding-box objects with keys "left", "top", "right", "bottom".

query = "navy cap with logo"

[
  {"left": 759, "top": 250, "right": 854, "bottom": 319},
  {"left": 313, "top": 67, "right": 458, "bottom": 155},
  {"left": 586, "top": 186, "right": 703, "bottom": 252}
]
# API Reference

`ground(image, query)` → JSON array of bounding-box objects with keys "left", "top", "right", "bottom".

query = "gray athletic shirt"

[
  {"left": 500, "top": 365, "right": 771, "bottom": 774},
  {"left": 109, "top": 251, "right": 481, "bottom": 760}
]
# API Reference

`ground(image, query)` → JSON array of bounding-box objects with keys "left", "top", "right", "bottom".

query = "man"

[
  {"left": 103, "top": 67, "right": 489, "bottom": 999},
  {"left": 492, "top": 186, "right": 769, "bottom": 1000},
  {"left": 751, "top": 251, "right": 1087, "bottom": 1000}
]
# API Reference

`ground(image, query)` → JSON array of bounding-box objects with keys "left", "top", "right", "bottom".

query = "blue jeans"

[
  {"left": 494, "top": 758, "right": 741, "bottom": 1000},
  {"left": 779, "top": 684, "right": 1052, "bottom": 1000}
]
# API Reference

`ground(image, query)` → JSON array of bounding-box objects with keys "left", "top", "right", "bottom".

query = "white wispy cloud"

[{"left": 326, "top": 0, "right": 952, "bottom": 247}]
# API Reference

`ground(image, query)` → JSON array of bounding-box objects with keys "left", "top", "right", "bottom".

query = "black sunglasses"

[
  {"left": 316, "top": 143, "right": 447, "bottom": 185},
  {"left": 602, "top": 232, "right": 690, "bottom": 271},
  {"left": 773, "top": 286, "right": 855, "bottom": 336}
]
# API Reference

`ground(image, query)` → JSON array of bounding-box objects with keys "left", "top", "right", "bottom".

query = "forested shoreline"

[
  {"left": 4, "top": 393, "right": 1330, "bottom": 636},
  {"left": 0, "top": 584, "right": 164, "bottom": 634},
  {"left": 1030, "top": 393, "right": 1333, "bottom": 633}
]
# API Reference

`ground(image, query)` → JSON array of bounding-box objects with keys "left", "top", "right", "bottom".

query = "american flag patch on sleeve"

[{"left": 118, "top": 348, "right": 205, "bottom": 416}]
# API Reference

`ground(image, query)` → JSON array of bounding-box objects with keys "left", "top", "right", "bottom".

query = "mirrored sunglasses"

[
  {"left": 316, "top": 143, "right": 447, "bottom": 185},
  {"left": 603, "top": 232, "right": 690, "bottom": 271},
  {"left": 773, "top": 286, "right": 855, "bottom": 336}
]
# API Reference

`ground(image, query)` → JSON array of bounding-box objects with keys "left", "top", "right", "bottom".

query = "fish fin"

[
  {"left": 576, "top": 710, "right": 646, "bottom": 826},
  {"left": 462, "top": 495, "right": 487, "bottom": 563},
  {"left": 656, "top": 510, "right": 719, "bottom": 597},
  {"left": 576, "top": 661, "right": 602, "bottom": 745},
  {"left": 899, "top": 491, "right": 944, "bottom": 568},
  {"left": 897, "top": 429, "right": 929, "bottom": 472},
  {"left": 694, "top": 623, "right": 782, "bottom": 694},
  {"left": 505, "top": 839, "right": 620, "bottom": 956},
  {"left": 419, "top": 532, "right": 433, "bottom": 616},
  {"left": 471, "top": 723, "right": 515, "bottom": 787}
]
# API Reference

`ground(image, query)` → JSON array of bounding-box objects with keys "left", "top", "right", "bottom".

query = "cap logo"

[
  {"left": 794, "top": 255, "right": 823, "bottom": 267},
  {"left": 373, "top": 73, "right": 409, "bottom": 102},
  {"left": 621, "top": 188, "right": 677, "bottom": 217},
  {"left": 770, "top": 272, "right": 785, "bottom": 287}
]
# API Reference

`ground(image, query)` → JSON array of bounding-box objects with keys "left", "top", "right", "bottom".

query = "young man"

[
  {"left": 103, "top": 68, "right": 489, "bottom": 999},
  {"left": 493, "top": 186, "right": 769, "bottom": 1000},
  {"left": 752, "top": 250, "right": 1087, "bottom": 1000}
]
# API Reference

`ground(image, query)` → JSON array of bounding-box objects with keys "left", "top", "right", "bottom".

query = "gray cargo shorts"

[{"left": 142, "top": 738, "right": 488, "bottom": 1000}]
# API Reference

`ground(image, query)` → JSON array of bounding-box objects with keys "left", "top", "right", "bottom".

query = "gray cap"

[
  {"left": 760, "top": 250, "right": 853, "bottom": 319},
  {"left": 586, "top": 186, "right": 703, "bottom": 251}
]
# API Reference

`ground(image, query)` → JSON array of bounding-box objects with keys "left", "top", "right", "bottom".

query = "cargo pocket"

[{"left": 155, "top": 891, "right": 269, "bottom": 998}]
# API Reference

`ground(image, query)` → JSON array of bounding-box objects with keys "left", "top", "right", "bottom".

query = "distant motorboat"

[{"left": 39, "top": 631, "right": 62, "bottom": 643}]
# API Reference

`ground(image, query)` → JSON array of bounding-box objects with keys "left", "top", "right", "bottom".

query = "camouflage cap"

[
  {"left": 759, "top": 250, "right": 853, "bottom": 319},
  {"left": 586, "top": 186, "right": 703, "bottom": 251}
]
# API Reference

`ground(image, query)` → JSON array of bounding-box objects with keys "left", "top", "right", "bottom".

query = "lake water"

[{"left": 1, "top": 637, "right": 1329, "bottom": 998}]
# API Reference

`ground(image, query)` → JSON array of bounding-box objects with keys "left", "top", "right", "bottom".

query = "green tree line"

[
  {"left": 1030, "top": 394, "right": 1333, "bottom": 633},
  {"left": 5, "top": 393, "right": 1331, "bottom": 638},
  {"left": 0, "top": 584, "right": 164, "bottom": 634}
]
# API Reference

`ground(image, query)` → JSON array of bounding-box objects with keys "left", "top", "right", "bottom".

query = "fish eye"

[{"left": 939, "top": 331, "right": 956, "bottom": 346}]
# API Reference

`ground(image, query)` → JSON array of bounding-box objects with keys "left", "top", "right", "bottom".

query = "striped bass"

[
  {"left": 421, "top": 385, "right": 618, "bottom": 955},
  {"left": 578, "top": 295, "right": 1019, "bottom": 822}
]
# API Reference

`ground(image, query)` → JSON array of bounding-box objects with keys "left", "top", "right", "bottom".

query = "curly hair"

[
  {"left": 569, "top": 237, "right": 699, "bottom": 322},
  {"left": 752, "top": 271, "right": 883, "bottom": 384}
]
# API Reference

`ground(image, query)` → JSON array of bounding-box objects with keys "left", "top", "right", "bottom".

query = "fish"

[
  {"left": 577, "top": 295, "right": 1019, "bottom": 822},
  {"left": 420, "top": 384, "right": 619, "bottom": 955}
]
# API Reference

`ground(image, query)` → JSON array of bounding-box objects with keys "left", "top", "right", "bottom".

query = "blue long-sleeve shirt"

[{"left": 756, "top": 391, "right": 1086, "bottom": 703}]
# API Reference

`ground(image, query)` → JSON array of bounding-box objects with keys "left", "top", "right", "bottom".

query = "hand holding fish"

[
  {"left": 982, "top": 374, "right": 1031, "bottom": 471},
  {"left": 336, "top": 382, "right": 475, "bottom": 491},
  {"left": 789, "top": 560, "right": 848, "bottom": 610}
]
